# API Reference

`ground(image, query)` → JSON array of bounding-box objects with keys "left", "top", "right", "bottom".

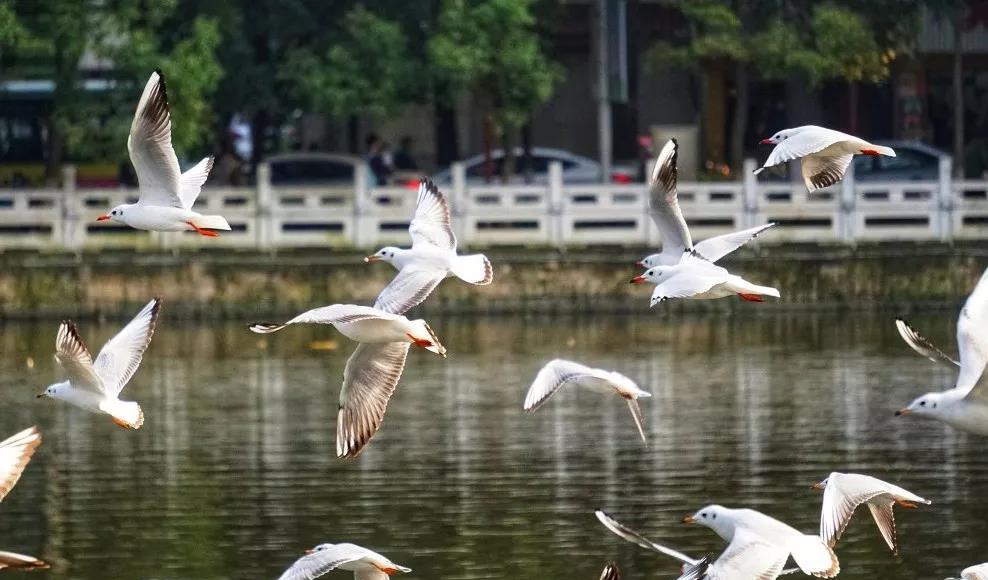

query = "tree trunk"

[
  {"left": 729, "top": 61, "right": 749, "bottom": 174},
  {"left": 500, "top": 125, "right": 515, "bottom": 184},
  {"left": 952, "top": 3, "right": 965, "bottom": 178}
]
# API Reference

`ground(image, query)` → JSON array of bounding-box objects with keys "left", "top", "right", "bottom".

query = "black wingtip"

[{"left": 419, "top": 177, "right": 440, "bottom": 195}]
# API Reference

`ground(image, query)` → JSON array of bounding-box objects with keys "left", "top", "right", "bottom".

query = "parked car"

[
  {"left": 265, "top": 152, "right": 423, "bottom": 187},
  {"left": 852, "top": 141, "right": 945, "bottom": 182},
  {"left": 432, "top": 147, "right": 637, "bottom": 185}
]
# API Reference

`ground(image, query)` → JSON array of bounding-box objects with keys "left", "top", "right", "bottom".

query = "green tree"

[{"left": 429, "top": 0, "right": 563, "bottom": 181}]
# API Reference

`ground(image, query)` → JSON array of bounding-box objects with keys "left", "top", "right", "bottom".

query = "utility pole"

[{"left": 596, "top": 0, "right": 612, "bottom": 183}]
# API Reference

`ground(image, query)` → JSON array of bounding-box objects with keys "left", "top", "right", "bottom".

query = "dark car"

[{"left": 852, "top": 141, "right": 946, "bottom": 182}]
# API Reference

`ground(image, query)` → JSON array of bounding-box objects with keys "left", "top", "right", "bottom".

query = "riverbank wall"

[{"left": 1, "top": 242, "right": 986, "bottom": 320}]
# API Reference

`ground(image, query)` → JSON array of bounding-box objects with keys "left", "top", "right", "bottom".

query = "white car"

[{"left": 432, "top": 147, "right": 637, "bottom": 185}]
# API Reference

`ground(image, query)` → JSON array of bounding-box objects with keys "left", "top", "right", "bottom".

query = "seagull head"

[
  {"left": 683, "top": 504, "right": 732, "bottom": 537},
  {"left": 630, "top": 267, "right": 667, "bottom": 285},
  {"left": 365, "top": 246, "right": 400, "bottom": 265},
  {"left": 760, "top": 128, "right": 798, "bottom": 145},
  {"left": 896, "top": 392, "right": 945, "bottom": 418},
  {"left": 636, "top": 254, "right": 660, "bottom": 269},
  {"left": 304, "top": 543, "right": 334, "bottom": 555},
  {"left": 97, "top": 204, "right": 129, "bottom": 223},
  {"left": 811, "top": 475, "right": 831, "bottom": 491},
  {"left": 37, "top": 381, "right": 68, "bottom": 400}
]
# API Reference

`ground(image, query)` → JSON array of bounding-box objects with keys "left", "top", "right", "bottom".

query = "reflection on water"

[{"left": 0, "top": 313, "right": 984, "bottom": 579}]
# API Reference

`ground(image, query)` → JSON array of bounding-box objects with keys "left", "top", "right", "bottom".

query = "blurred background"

[{"left": 2, "top": 0, "right": 987, "bottom": 188}]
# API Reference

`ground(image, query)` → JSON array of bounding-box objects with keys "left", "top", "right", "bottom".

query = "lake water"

[{"left": 0, "top": 312, "right": 984, "bottom": 579}]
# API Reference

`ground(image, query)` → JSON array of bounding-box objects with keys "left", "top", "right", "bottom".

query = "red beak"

[
  {"left": 630, "top": 275, "right": 645, "bottom": 284},
  {"left": 96, "top": 214, "right": 111, "bottom": 221},
  {"left": 759, "top": 138, "right": 773, "bottom": 145}
]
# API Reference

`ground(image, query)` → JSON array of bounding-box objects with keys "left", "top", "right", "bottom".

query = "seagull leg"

[
  {"left": 186, "top": 221, "right": 220, "bottom": 237},
  {"left": 895, "top": 499, "right": 919, "bottom": 509},
  {"left": 737, "top": 293, "right": 765, "bottom": 302}
]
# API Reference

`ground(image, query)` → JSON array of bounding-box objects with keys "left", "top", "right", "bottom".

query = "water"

[{"left": 0, "top": 312, "right": 985, "bottom": 579}]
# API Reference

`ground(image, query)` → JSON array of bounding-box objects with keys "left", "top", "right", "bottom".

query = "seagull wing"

[
  {"left": 277, "top": 544, "right": 369, "bottom": 580},
  {"left": 955, "top": 268, "right": 988, "bottom": 398},
  {"left": 709, "top": 528, "right": 789, "bottom": 580},
  {"left": 336, "top": 342, "right": 410, "bottom": 459},
  {"left": 178, "top": 156, "right": 214, "bottom": 209},
  {"left": 373, "top": 266, "right": 447, "bottom": 316},
  {"left": 523, "top": 359, "right": 602, "bottom": 413},
  {"left": 894, "top": 318, "right": 959, "bottom": 367},
  {"left": 0, "top": 426, "right": 41, "bottom": 503},
  {"left": 128, "top": 71, "right": 182, "bottom": 208},
  {"left": 92, "top": 298, "right": 160, "bottom": 398},
  {"left": 820, "top": 474, "right": 889, "bottom": 549},
  {"left": 598, "top": 562, "right": 621, "bottom": 580},
  {"left": 650, "top": 272, "right": 723, "bottom": 305},
  {"left": 756, "top": 126, "right": 849, "bottom": 171},
  {"left": 54, "top": 321, "right": 104, "bottom": 395},
  {"left": 648, "top": 139, "right": 693, "bottom": 264},
  {"left": 676, "top": 558, "right": 710, "bottom": 580},
  {"left": 693, "top": 223, "right": 775, "bottom": 263},
  {"left": 625, "top": 399, "right": 647, "bottom": 444},
  {"left": 594, "top": 509, "right": 699, "bottom": 565},
  {"left": 0, "top": 551, "right": 48, "bottom": 571},
  {"left": 409, "top": 179, "right": 456, "bottom": 251},
  {"left": 800, "top": 154, "right": 853, "bottom": 192},
  {"left": 249, "top": 305, "right": 400, "bottom": 334},
  {"left": 961, "top": 564, "right": 988, "bottom": 580}
]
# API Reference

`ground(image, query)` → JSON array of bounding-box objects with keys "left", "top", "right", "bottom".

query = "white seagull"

[
  {"left": 277, "top": 542, "right": 410, "bottom": 580},
  {"left": 97, "top": 70, "right": 230, "bottom": 236},
  {"left": 812, "top": 472, "right": 930, "bottom": 554},
  {"left": 630, "top": 252, "right": 780, "bottom": 306},
  {"left": 895, "top": 267, "right": 988, "bottom": 435},
  {"left": 523, "top": 359, "right": 652, "bottom": 444},
  {"left": 0, "top": 426, "right": 49, "bottom": 571},
  {"left": 596, "top": 509, "right": 807, "bottom": 580},
  {"left": 638, "top": 139, "right": 774, "bottom": 269},
  {"left": 38, "top": 298, "right": 160, "bottom": 429},
  {"left": 755, "top": 125, "right": 895, "bottom": 192},
  {"left": 951, "top": 564, "right": 988, "bottom": 580},
  {"left": 250, "top": 304, "right": 445, "bottom": 458},
  {"left": 365, "top": 179, "right": 492, "bottom": 315}
]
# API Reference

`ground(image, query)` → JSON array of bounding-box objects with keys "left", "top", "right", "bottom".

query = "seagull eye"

[
  {"left": 701, "top": 512, "right": 707, "bottom": 518},
  {"left": 712, "top": 514, "right": 717, "bottom": 519},
  {"left": 920, "top": 401, "right": 926, "bottom": 406}
]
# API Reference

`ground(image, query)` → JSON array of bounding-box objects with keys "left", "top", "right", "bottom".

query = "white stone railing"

[{"left": 1, "top": 157, "right": 986, "bottom": 251}]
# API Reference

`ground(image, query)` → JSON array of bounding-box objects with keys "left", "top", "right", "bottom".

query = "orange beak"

[
  {"left": 364, "top": 255, "right": 381, "bottom": 263},
  {"left": 895, "top": 408, "right": 911, "bottom": 416},
  {"left": 682, "top": 515, "right": 696, "bottom": 524},
  {"left": 96, "top": 214, "right": 111, "bottom": 221},
  {"left": 304, "top": 549, "right": 315, "bottom": 555},
  {"left": 630, "top": 275, "right": 645, "bottom": 284},
  {"left": 811, "top": 481, "right": 825, "bottom": 491},
  {"left": 759, "top": 138, "right": 773, "bottom": 145}
]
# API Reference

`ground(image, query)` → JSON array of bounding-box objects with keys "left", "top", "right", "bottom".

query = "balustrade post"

[
  {"left": 742, "top": 158, "right": 758, "bottom": 230},
  {"left": 937, "top": 156, "right": 954, "bottom": 241},
  {"left": 548, "top": 161, "right": 564, "bottom": 247},
  {"left": 451, "top": 163, "right": 468, "bottom": 244},
  {"left": 60, "top": 165, "right": 80, "bottom": 250},
  {"left": 352, "top": 163, "right": 372, "bottom": 248},
  {"left": 839, "top": 161, "right": 856, "bottom": 242},
  {"left": 255, "top": 162, "right": 273, "bottom": 250}
]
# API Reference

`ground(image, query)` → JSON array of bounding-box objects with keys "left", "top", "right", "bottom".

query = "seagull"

[
  {"left": 895, "top": 267, "right": 988, "bottom": 435},
  {"left": 812, "top": 472, "right": 930, "bottom": 554},
  {"left": 638, "top": 139, "right": 774, "bottom": 269},
  {"left": 365, "top": 179, "right": 492, "bottom": 315},
  {"left": 38, "top": 298, "right": 160, "bottom": 429},
  {"left": 682, "top": 505, "right": 839, "bottom": 578},
  {"left": 895, "top": 317, "right": 959, "bottom": 367},
  {"left": 595, "top": 509, "right": 804, "bottom": 580},
  {"left": 950, "top": 563, "right": 988, "bottom": 580},
  {"left": 0, "top": 426, "right": 48, "bottom": 571},
  {"left": 277, "top": 542, "right": 410, "bottom": 580},
  {"left": 755, "top": 125, "right": 895, "bottom": 192},
  {"left": 96, "top": 71, "right": 230, "bottom": 236},
  {"left": 523, "top": 359, "right": 651, "bottom": 444},
  {"left": 249, "top": 304, "right": 446, "bottom": 458},
  {"left": 630, "top": 252, "right": 780, "bottom": 306}
]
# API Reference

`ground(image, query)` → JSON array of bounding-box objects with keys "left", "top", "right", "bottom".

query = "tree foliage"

[{"left": 429, "top": 0, "right": 563, "bottom": 129}]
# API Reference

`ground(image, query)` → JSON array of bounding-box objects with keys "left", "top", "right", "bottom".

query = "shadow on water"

[{"left": 0, "top": 311, "right": 983, "bottom": 578}]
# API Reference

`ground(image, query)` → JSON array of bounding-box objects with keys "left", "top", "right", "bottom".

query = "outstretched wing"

[
  {"left": 250, "top": 304, "right": 401, "bottom": 334},
  {"left": 594, "top": 509, "right": 699, "bottom": 565},
  {"left": 895, "top": 318, "right": 959, "bottom": 367},
  {"left": 178, "top": 156, "right": 214, "bottom": 209},
  {"left": 650, "top": 274, "right": 723, "bottom": 306},
  {"left": 93, "top": 298, "right": 161, "bottom": 397},
  {"left": 648, "top": 139, "right": 692, "bottom": 264},
  {"left": 128, "top": 71, "right": 182, "bottom": 207},
  {"left": 710, "top": 528, "right": 789, "bottom": 580},
  {"left": 336, "top": 342, "right": 411, "bottom": 459},
  {"left": 820, "top": 475, "right": 888, "bottom": 549},
  {"left": 756, "top": 126, "right": 848, "bottom": 171},
  {"left": 598, "top": 562, "right": 620, "bottom": 580},
  {"left": 693, "top": 223, "right": 775, "bottom": 263},
  {"left": 0, "top": 426, "right": 41, "bottom": 503},
  {"left": 955, "top": 268, "right": 988, "bottom": 398},
  {"left": 523, "top": 359, "right": 600, "bottom": 413},
  {"left": 0, "top": 551, "right": 48, "bottom": 571},
  {"left": 54, "top": 321, "right": 104, "bottom": 394},
  {"left": 409, "top": 179, "right": 456, "bottom": 251},
  {"left": 373, "top": 266, "right": 447, "bottom": 315},
  {"left": 277, "top": 545, "right": 368, "bottom": 580},
  {"left": 800, "top": 154, "right": 853, "bottom": 192}
]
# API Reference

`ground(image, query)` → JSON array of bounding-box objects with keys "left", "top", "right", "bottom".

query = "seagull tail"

[
  {"left": 190, "top": 214, "right": 231, "bottom": 231},
  {"left": 409, "top": 320, "right": 446, "bottom": 357},
  {"left": 868, "top": 144, "right": 896, "bottom": 157},
  {"left": 100, "top": 400, "right": 144, "bottom": 430},
  {"left": 451, "top": 254, "right": 493, "bottom": 285}
]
